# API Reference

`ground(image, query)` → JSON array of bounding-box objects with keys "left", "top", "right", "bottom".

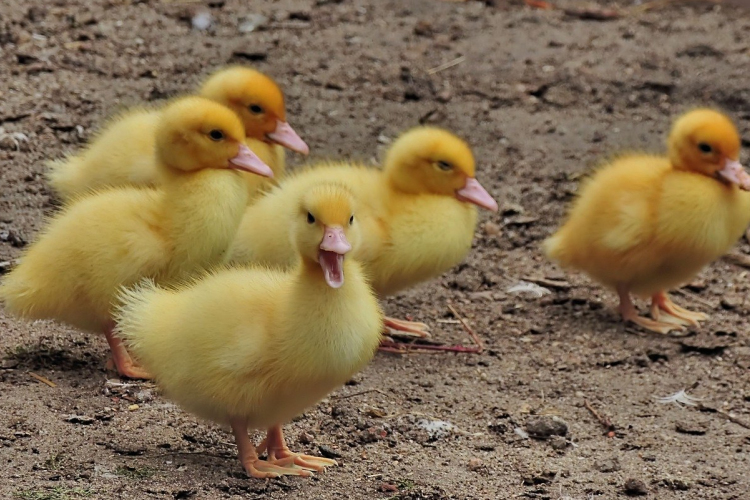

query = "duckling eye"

[
  {"left": 249, "top": 104, "right": 264, "bottom": 114},
  {"left": 698, "top": 142, "right": 713, "bottom": 154},
  {"left": 307, "top": 212, "right": 315, "bottom": 224},
  {"left": 436, "top": 160, "right": 453, "bottom": 171},
  {"left": 349, "top": 215, "right": 354, "bottom": 225},
  {"left": 208, "top": 130, "right": 224, "bottom": 141}
]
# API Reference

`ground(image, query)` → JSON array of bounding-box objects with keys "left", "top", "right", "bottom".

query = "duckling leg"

[
  {"left": 265, "top": 425, "right": 338, "bottom": 472},
  {"left": 650, "top": 291, "right": 708, "bottom": 326},
  {"left": 230, "top": 419, "right": 312, "bottom": 478},
  {"left": 616, "top": 285, "right": 685, "bottom": 335},
  {"left": 384, "top": 316, "right": 431, "bottom": 338},
  {"left": 104, "top": 325, "right": 152, "bottom": 379}
]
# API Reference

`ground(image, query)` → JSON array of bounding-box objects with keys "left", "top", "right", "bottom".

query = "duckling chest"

[
  {"left": 372, "top": 200, "right": 478, "bottom": 295},
  {"left": 657, "top": 176, "right": 750, "bottom": 260}
]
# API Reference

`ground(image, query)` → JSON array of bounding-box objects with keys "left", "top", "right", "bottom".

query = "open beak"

[
  {"left": 229, "top": 144, "right": 274, "bottom": 178},
  {"left": 318, "top": 226, "right": 351, "bottom": 289},
  {"left": 456, "top": 177, "right": 499, "bottom": 212},
  {"left": 267, "top": 119, "right": 309, "bottom": 155},
  {"left": 717, "top": 158, "right": 750, "bottom": 191}
]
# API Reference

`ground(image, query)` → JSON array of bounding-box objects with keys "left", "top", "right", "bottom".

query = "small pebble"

[
  {"left": 468, "top": 458, "right": 484, "bottom": 471},
  {"left": 525, "top": 415, "right": 568, "bottom": 439},
  {"left": 379, "top": 483, "right": 398, "bottom": 493},
  {"left": 298, "top": 431, "right": 314, "bottom": 444},
  {"left": 624, "top": 478, "right": 649, "bottom": 496}
]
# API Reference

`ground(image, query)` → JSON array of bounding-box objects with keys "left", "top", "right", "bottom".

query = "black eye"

[
  {"left": 209, "top": 130, "right": 224, "bottom": 141},
  {"left": 249, "top": 104, "right": 264, "bottom": 114},
  {"left": 307, "top": 212, "right": 315, "bottom": 224},
  {"left": 437, "top": 160, "right": 453, "bottom": 171},
  {"left": 698, "top": 142, "right": 713, "bottom": 154},
  {"left": 349, "top": 215, "right": 354, "bottom": 225}
]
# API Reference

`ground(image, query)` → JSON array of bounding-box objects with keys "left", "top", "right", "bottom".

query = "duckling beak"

[
  {"left": 318, "top": 226, "right": 351, "bottom": 289},
  {"left": 229, "top": 144, "right": 274, "bottom": 178},
  {"left": 456, "top": 177, "right": 499, "bottom": 212},
  {"left": 267, "top": 120, "right": 310, "bottom": 155},
  {"left": 717, "top": 158, "right": 750, "bottom": 191}
]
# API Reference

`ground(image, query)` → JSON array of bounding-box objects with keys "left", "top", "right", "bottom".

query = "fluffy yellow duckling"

[
  {"left": 544, "top": 109, "right": 750, "bottom": 334},
  {"left": 228, "top": 127, "right": 498, "bottom": 339},
  {"left": 47, "top": 66, "right": 307, "bottom": 201},
  {"left": 0, "top": 97, "right": 272, "bottom": 379},
  {"left": 115, "top": 184, "right": 382, "bottom": 478}
]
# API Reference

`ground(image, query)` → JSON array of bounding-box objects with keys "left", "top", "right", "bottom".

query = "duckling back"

[{"left": 46, "top": 109, "right": 164, "bottom": 200}]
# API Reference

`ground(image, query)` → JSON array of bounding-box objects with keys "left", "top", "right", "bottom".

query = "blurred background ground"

[{"left": 1, "top": 0, "right": 750, "bottom": 498}]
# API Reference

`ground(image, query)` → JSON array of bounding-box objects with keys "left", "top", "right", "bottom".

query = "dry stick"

[
  {"left": 687, "top": 381, "right": 750, "bottom": 430},
  {"left": 698, "top": 404, "right": 750, "bottom": 430},
  {"left": 448, "top": 304, "right": 485, "bottom": 354},
  {"left": 583, "top": 399, "right": 615, "bottom": 437},
  {"left": 426, "top": 56, "right": 466, "bottom": 75},
  {"left": 29, "top": 372, "right": 56, "bottom": 388},
  {"left": 723, "top": 251, "right": 750, "bottom": 269},
  {"left": 522, "top": 276, "right": 572, "bottom": 290},
  {"left": 331, "top": 388, "right": 386, "bottom": 401},
  {"left": 673, "top": 288, "right": 714, "bottom": 309},
  {"left": 379, "top": 341, "right": 480, "bottom": 355}
]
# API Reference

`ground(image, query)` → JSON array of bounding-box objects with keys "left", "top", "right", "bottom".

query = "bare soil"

[{"left": 2, "top": 0, "right": 750, "bottom": 498}]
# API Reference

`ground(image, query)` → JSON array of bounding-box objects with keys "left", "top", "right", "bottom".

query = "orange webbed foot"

[
  {"left": 106, "top": 357, "right": 152, "bottom": 380},
  {"left": 617, "top": 286, "right": 686, "bottom": 335},
  {"left": 231, "top": 420, "right": 313, "bottom": 480},
  {"left": 264, "top": 425, "right": 337, "bottom": 473},
  {"left": 384, "top": 316, "right": 431, "bottom": 338},
  {"left": 104, "top": 325, "right": 152, "bottom": 379},
  {"left": 650, "top": 292, "right": 708, "bottom": 327}
]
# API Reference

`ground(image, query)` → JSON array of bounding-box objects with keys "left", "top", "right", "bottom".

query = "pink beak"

[
  {"left": 267, "top": 119, "right": 310, "bottom": 155},
  {"left": 318, "top": 226, "right": 351, "bottom": 289},
  {"left": 229, "top": 144, "right": 274, "bottom": 178},
  {"left": 456, "top": 177, "right": 499, "bottom": 212},
  {"left": 320, "top": 226, "right": 351, "bottom": 254},
  {"left": 717, "top": 158, "right": 750, "bottom": 191}
]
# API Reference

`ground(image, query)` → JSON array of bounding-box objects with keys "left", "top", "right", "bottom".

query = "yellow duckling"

[
  {"left": 47, "top": 66, "right": 306, "bottom": 201},
  {"left": 0, "top": 97, "right": 272, "bottom": 379},
  {"left": 544, "top": 109, "right": 750, "bottom": 334},
  {"left": 115, "top": 184, "right": 382, "bottom": 478},
  {"left": 228, "top": 127, "right": 498, "bottom": 339}
]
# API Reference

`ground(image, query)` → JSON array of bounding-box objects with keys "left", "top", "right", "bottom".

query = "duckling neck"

[
  {"left": 668, "top": 142, "right": 690, "bottom": 172},
  {"left": 280, "top": 257, "right": 380, "bottom": 369},
  {"left": 160, "top": 169, "right": 249, "bottom": 278},
  {"left": 386, "top": 171, "right": 421, "bottom": 195}
]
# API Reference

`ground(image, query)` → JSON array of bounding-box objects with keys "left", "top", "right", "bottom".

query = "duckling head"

[
  {"left": 199, "top": 66, "right": 309, "bottom": 155},
  {"left": 668, "top": 108, "right": 750, "bottom": 190},
  {"left": 155, "top": 96, "right": 273, "bottom": 178},
  {"left": 383, "top": 127, "right": 499, "bottom": 211},
  {"left": 293, "top": 183, "right": 360, "bottom": 289}
]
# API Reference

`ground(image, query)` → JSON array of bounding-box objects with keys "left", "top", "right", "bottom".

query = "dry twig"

[
  {"left": 584, "top": 399, "right": 615, "bottom": 437},
  {"left": 29, "top": 372, "right": 56, "bottom": 388},
  {"left": 723, "top": 251, "right": 750, "bottom": 269},
  {"left": 331, "top": 388, "right": 386, "bottom": 400},
  {"left": 522, "top": 276, "right": 571, "bottom": 290},
  {"left": 426, "top": 56, "right": 466, "bottom": 75},
  {"left": 448, "top": 304, "right": 485, "bottom": 353}
]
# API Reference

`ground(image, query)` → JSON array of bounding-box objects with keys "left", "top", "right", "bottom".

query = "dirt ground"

[{"left": 2, "top": 0, "right": 750, "bottom": 498}]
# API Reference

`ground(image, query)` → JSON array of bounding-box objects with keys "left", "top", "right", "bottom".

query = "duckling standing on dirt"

[
  {"left": 228, "top": 127, "right": 498, "bottom": 348},
  {"left": 544, "top": 109, "right": 750, "bottom": 334},
  {"left": 47, "top": 66, "right": 305, "bottom": 201},
  {"left": 0, "top": 97, "right": 272, "bottom": 378},
  {"left": 115, "top": 184, "right": 382, "bottom": 478}
]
